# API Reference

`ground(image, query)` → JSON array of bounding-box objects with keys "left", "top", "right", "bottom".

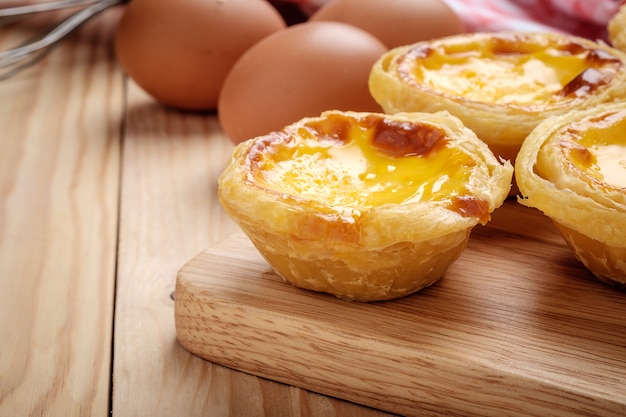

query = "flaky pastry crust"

[
  {"left": 218, "top": 110, "right": 512, "bottom": 301},
  {"left": 515, "top": 102, "right": 626, "bottom": 287},
  {"left": 369, "top": 32, "right": 626, "bottom": 165}
]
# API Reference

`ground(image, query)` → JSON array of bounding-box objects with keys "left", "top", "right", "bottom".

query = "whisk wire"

[
  {"left": 0, "top": 0, "right": 124, "bottom": 70},
  {"left": 0, "top": 0, "right": 102, "bottom": 19}
]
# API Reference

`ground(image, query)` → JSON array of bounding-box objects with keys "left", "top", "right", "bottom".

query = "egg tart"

[
  {"left": 609, "top": 4, "right": 626, "bottom": 53},
  {"left": 369, "top": 32, "right": 626, "bottom": 165},
  {"left": 218, "top": 110, "right": 513, "bottom": 301},
  {"left": 515, "top": 102, "right": 626, "bottom": 287}
]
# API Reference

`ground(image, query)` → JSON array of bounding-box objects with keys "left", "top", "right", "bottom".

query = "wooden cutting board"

[{"left": 174, "top": 201, "right": 626, "bottom": 417}]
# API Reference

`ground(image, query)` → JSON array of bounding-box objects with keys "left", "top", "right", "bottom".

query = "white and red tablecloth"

[{"left": 278, "top": 0, "right": 623, "bottom": 41}]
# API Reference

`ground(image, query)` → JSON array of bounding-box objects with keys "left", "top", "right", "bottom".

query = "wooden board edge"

[{"left": 173, "top": 242, "right": 624, "bottom": 417}]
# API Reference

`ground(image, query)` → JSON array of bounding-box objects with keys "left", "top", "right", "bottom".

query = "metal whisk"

[{"left": 0, "top": 0, "right": 125, "bottom": 75}]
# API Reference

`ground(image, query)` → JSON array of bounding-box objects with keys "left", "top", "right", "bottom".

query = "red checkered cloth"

[{"left": 275, "top": 0, "right": 622, "bottom": 41}]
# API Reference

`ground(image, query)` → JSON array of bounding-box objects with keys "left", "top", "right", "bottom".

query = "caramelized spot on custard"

[
  {"left": 554, "top": 109, "right": 626, "bottom": 189},
  {"left": 561, "top": 138, "right": 594, "bottom": 168},
  {"left": 449, "top": 195, "right": 491, "bottom": 224},
  {"left": 489, "top": 33, "right": 533, "bottom": 55},
  {"left": 396, "top": 33, "right": 623, "bottom": 108},
  {"left": 308, "top": 112, "right": 352, "bottom": 144},
  {"left": 247, "top": 113, "right": 479, "bottom": 209},
  {"left": 558, "top": 68, "right": 609, "bottom": 97},
  {"left": 559, "top": 40, "right": 589, "bottom": 56},
  {"left": 363, "top": 115, "right": 447, "bottom": 157},
  {"left": 557, "top": 45, "right": 623, "bottom": 98},
  {"left": 586, "top": 48, "right": 623, "bottom": 65}
]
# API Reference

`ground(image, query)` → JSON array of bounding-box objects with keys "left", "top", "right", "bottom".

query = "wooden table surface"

[{"left": 0, "top": 6, "right": 395, "bottom": 417}]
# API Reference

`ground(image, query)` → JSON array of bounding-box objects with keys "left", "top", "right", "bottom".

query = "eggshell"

[
  {"left": 114, "top": 0, "right": 286, "bottom": 110},
  {"left": 218, "top": 21, "right": 388, "bottom": 144},
  {"left": 309, "top": 0, "right": 465, "bottom": 48}
]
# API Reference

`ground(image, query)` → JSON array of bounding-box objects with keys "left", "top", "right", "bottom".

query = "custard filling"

[
  {"left": 246, "top": 113, "right": 479, "bottom": 210},
  {"left": 559, "top": 110, "right": 626, "bottom": 190},
  {"left": 536, "top": 109, "right": 626, "bottom": 198},
  {"left": 397, "top": 34, "right": 622, "bottom": 108}
]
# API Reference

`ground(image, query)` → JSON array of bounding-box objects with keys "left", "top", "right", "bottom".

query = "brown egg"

[
  {"left": 114, "top": 0, "right": 286, "bottom": 110},
  {"left": 309, "top": 0, "right": 465, "bottom": 48},
  {"left": 218, "top": 21, "right": 388, "bottom": 144}
]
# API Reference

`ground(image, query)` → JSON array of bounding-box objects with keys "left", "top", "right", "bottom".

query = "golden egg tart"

[
  {"left": 515, "top": 102, "right": 626, "bottom": 288},
  {"left": 369, "top": 32, "right": 626, "bottom": 165},
  {"left": 609, "top": 4, "right": 626, "bottom": 53},
  {"left": 218, "top": 110, "right": 513, "bottom": 301}
]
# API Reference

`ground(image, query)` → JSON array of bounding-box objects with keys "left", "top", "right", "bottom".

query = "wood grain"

[
  {"left": 176, "top": 201, "right": 626, "bottom": 417},
  {"left": 5, "top": 4, "right": 622, "bottom": 416},
  {"left": 112, "top": 81, "right": 394, "bottom": 416},
  {"left": 0, "top": 9, "right": 123, "bottom": 417}
]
